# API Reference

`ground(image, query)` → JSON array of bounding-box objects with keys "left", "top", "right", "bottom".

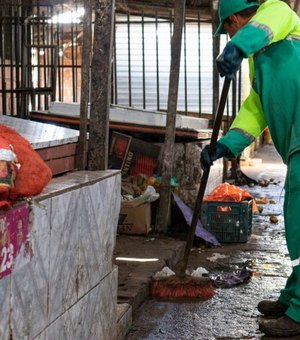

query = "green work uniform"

[{"left": 218, "top": 0, "right": 300, "bottom": 322}]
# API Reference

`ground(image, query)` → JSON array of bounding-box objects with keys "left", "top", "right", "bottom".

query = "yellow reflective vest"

[{"left": 219, "top": 0, "right": 300, "bottom": 163}]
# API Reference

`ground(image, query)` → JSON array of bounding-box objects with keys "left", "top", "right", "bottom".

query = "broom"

[{"left": 150, "top": 77, "right": 232, "bottom": 299}]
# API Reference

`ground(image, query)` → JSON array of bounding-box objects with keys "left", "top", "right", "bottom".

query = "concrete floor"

[{"left": 115, "top": 143, "right": 293, "bottom": 339}]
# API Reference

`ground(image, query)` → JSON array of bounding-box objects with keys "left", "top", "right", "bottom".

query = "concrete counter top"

[{"left": 0, "top": 115, "right": 79, "bottom": 149}]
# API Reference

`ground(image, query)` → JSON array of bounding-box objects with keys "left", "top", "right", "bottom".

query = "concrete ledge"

[
  {"left": 34, "top": 170, "right": 121, "bottom": 202},
  {"left": 115, "top": 236, "right": 185, "bottom": 313},
  {"left": 117, "top": 303, "right": 132, "bottom": 340}
]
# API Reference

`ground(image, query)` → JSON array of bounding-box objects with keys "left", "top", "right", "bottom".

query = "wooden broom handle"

[{"left": 179, "top": 77, "right": 231, "bottom": 277}]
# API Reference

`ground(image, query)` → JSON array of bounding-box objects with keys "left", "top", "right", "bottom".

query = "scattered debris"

[
  {"left": 172, "top": 193, "right": 220, "bottom": 246},
  {"left": 207, "top": 253, "right": 228, "bottom": 262},
  {"left": 121, "top": 175, "right": 146, "bottom": 197},
  {"left": 270, "top": 215, "right": 279, "bottom": 224},
  {"left": 257, "top": 206, "right": 264, "bottom": 213},
  {"left": 258, "top": 179, "right": 270, "bottom": 187},
  {"left": 153, "top": 266, "right": 176, "bottom": 279},
  {"left": 256, "top": 197, "right": 269, "bottom": 204},
  {"left": 212, "top": 266, "right": 253, "bottom": 288},
  {"left": 191, "top": 267, "right": 209, "bottom": 277}
]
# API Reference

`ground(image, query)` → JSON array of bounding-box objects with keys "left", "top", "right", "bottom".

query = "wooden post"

[
  {"left": 155, "top": 0, "right": 186, "bottom": 233},
  {"left": 294, "top": 0, "right": 300, "bottom": 13},
  {"left": 78, "top": 0, "right": 92, "bottom": 170},
  {"left": 88, "top": 0, "right": 115, "bottom": 170}
]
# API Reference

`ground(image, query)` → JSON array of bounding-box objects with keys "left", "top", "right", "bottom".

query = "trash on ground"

[
  {"left": 255, "top": 197, "right": 269, "bottom": 204},
  {"left": 270, "top": 215, "right": 279, "bottom": 224},
  {"left": 153, "top": 266, "right": 176, "bottom": 279},
  {"left": 207, "top": 253, "right": 228, "bottom": 262},
  {"left": 258, "top": 206, "right": 264, "bottom": 213},
  {"left": 258, "top": 179, "right": 270, "bottom": 187},
  {"left": 191, "top": 267, "right": 209, "bottom": 277},
  {"left": 212, "top": 266, "right": 253, "bottom": 288}
]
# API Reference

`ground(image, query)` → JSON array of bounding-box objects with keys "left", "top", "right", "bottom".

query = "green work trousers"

[{"left": 279, "top": 151, "right": 300, "bottom": 322}]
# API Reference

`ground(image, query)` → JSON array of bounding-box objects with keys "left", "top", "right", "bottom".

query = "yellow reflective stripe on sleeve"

[
  {"left": 230, "top": 88, "right": 267, "bottom": 138},
  {"left": 230, "top": 128, "right": 256, "bottom": 143},
  {"left": 250, "top": 0, "right": 300, "bottom": 45},
  {"left": 249, "top": 21, "right": 273, "bottom": 41},
  {"left": 286, "top": 35, "right": 300, "bottom": 41}
]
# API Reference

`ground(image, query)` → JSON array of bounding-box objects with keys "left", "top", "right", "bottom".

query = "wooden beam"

[
  {"left": 88, "top": 0, "right": 115, "bottom": 170},
  {"left": 116, "top": 1, "right": 211, "bottom": 19},
  {"left": 155, "top": 0, "right": 186, "bottom": 233},
  {"left": 294, "top": 0, "right": 300, "bottom": 13}
]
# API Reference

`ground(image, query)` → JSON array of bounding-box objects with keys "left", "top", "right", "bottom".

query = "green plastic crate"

[{"left": 201, "top": 200, "right": 253, "bottom": 243}]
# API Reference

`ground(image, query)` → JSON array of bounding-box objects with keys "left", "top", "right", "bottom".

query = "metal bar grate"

[{"left": 0, "top": 2, "right": 243, "bottom": 121}]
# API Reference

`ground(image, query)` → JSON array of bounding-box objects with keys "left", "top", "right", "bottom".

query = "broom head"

[{"left": 150, "top": 275, "right": 215, "bottom": 299}]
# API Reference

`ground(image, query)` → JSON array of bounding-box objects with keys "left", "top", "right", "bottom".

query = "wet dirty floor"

[{"left": 125, "top": 145, "right": 293, "bottom": 340}]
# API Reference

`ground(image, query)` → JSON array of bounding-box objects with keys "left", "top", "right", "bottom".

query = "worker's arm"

[
  {"left": 218, "top": 87, "right": 267, "bottom": 157},
  {"left": 232, "top": 0, "right": 300, "bottom": 57}
]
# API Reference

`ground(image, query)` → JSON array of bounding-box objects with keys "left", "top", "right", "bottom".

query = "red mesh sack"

[
  {"left": 0, "top": 124, "right": 52, "bottom": 200},
  {"left": 0, "top": 136, "right": 18, "bottom": 195},
  {"left": 0, "top": 135, "right": 19, "bottom": 209}
]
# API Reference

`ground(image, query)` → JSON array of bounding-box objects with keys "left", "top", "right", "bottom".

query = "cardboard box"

[
  {"left": 109, "top": 132, "right": 160, "bottom": 177},
  {"left": 118, "top": 202, "right": 151, "bottom": 235}
]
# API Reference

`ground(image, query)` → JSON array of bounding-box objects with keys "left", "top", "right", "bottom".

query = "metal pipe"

[
  {"left": 56, "top": 10, "right": 62, "bottom": 102},
  {"left": 183, "top": 15, "right": 187, "bottom": 114},
  {"left": 50, "top": 5, "right": 56, "bottom": 104},
  {"left": 15, "top": 6, "right": 21, "bottom": 115},
  {"left": 37, "top": 1, "right": 41, "bottom": 110},
  {"left": 60, "top": 3, "right": 64, "bottom": 101},
  {"left": 9, "top": 5, "right": 14, "bottom": 114},
  {"left": 197, "top": 11, "right": 202, "bottom": 117},
  {"left": 142, "top": 10, "right": 146, "bottom": 109},
  {"left": 127, "top": 11, "right": 132, "bottom": 106},
  {"left": 71, "top": 16, "right": 76, "bottom": 102},
  {"left": 1, "top": 8, "right": 7, "bottom": 115},
  {"left": 155, "top": 11, "right": 160, "bottom": 111},
  {"left": 113, "top": 11, "right": 118, "bottom": 104}
]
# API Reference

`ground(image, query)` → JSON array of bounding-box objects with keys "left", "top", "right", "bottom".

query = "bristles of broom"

[{"left": 150, "top": 276, "right": 215, "bottom": 299}]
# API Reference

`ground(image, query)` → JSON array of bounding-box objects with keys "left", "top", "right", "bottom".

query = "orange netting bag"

[
  {"left": 0, "top": 135, "right": 19, "bottom": 209},
  {"left": 204, "top": 183, "right": 258, "bottom": 212},
  {"left": 0, "top": 124, "right": 52, "bottom": 203}
]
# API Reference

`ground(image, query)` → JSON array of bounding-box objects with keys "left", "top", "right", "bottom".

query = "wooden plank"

[
  {"left": 44, "top": 156, "right": 76, "bottom": 176},
  {"left": 36, "top": 143, "right": 78, "bottom": 161}
]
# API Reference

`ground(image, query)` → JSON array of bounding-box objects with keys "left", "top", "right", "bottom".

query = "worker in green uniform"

[{"left": 200, "top": 0, "right": 300, "bottom": 337}]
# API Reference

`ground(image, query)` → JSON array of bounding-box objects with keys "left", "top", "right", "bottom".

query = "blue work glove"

[
  {"left": 200, "top": 142, "right": 231, "bottom": 170},
  {"left": 216, "top": 42, "right": 244, "bottom": 80}
]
